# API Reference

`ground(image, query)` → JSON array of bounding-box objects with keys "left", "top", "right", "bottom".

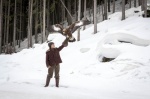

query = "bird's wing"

[
  {"left": 46, "top": 24, "right": 63, "bottom": 34},
  {"left": 70, "top": 19, "right": 91, "bottom": 34}
]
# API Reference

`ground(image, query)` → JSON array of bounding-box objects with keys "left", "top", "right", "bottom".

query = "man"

[{"left": 44, "top": 39, "right": 68, "bottom": 87}]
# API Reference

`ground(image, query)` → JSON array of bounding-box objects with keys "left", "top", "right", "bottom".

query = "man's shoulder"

[{"left": 46, "top": 49, "right": 50, "bottom": 53}]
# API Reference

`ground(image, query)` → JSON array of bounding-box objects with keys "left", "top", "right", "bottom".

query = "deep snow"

[{"left": 0, "top": 6, "right": 150, "bottom": 99}]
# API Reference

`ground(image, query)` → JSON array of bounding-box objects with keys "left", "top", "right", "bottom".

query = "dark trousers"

[{"left": 47, "top": 64, "right": 60, "bottom": 79}]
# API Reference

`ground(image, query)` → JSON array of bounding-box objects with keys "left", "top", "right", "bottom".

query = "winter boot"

[
  {"left": 55, "top": 78, "right": 59, "bottom": 87},
  {"left": 44, "top": 75, "right": 51, "bottom": 87}
]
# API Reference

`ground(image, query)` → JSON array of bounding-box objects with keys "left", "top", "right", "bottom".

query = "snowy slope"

[{"left": 0, "top": 7, "right": 150, "bottom": 99}]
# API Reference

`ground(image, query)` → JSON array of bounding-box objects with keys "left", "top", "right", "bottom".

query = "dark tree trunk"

[
  {"left": 122, "top": 0, "right": 125, "bottom": 20},
  {"left": 129, "top": 0, "right": 131, "bottom": 8},
  {"left": 6, "top": 0, "right": 10, "bottom": 47},
  {"left": 0, "top": 0, "right": 2, "bottom": 53},
  {"left": 35, "top": 0, "right": 38, "bottom": 43},
  {"left": 67, "top": 0, "right": 72, "bottom": 25},
  {"left": 77, "top": 0, "right": 81, "bottom": 41},
  {"left": 113, "top": 0, "right": 115, "bottom": 13},
  {"left": 134, "top": 0, "right": 136, "bottom": 7},
  {"left": 104, "top": 0, "right": 107, "bottom": 20},
  {"left": 144, "top": 0, "right": 147, "bottom": 17},
  {"left": 19, "top": 0, "right": 22, "bottom": 47},
  {"left": 108, "top": 0, "right": 111, "bottom": 12},
  {"left": 13, "top": 0, "right": 17, "bottom": 51},
  {"left": 74, "top": 0, "right": 77, "bottom": 21},
  {"left": 94, "top": 0, "right": 97, "bottom": 34}
]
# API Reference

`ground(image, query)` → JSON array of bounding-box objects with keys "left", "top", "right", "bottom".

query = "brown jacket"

[{"left": 46, "top": 45, "right": 64, "bottom": 67}]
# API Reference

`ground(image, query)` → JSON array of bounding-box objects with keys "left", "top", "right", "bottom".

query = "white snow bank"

[{"left": 96, "top": 31, "right": 150, "bottom": 59}]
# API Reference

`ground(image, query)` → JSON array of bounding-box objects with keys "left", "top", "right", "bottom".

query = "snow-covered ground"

[{"left": 0, "top": 6, "right": 150, "bottom": 99}]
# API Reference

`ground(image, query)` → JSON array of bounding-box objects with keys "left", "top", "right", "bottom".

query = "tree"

[
  {"left": 3, "top": 1, "right": 7, "bottom": 47},
  {"left": 29, "top": 0, "right": 33, "bottom": 47},
  {"left": 134, "top": 0, "right": 136, "bottom": 7},
  {"left": 141, "top": 0, "right": 144, "bottom": 11},
  {"left": 108, "top": 0, "right": 111, "bottom": 12},
  {"left": 101, "top": 0, "right": 104, "bottom": 20},
  {"left": 104, "top": 0, "right": 107, "bottom": 20},
  {"left": 67, "top": 1, "right": 72, "bottom": 25},
  {"left": 61, "top": 0, "right": 65, "bottom": 23},
  {"left": 138, "top": 0, "right": 141, "bottom": 6},
  {"left": 83, "top": 0, "right": 87, "bottom": 30},
  {"left": 129, "top": 0, "right": 131, "bottom": 8},
  {"left": 35, "top": 0, "right": 38, "bottom": 43},
  {"left": 113, "top": 0, "right": 115, "bottom": 13},
  {"left": 74, "top": 0, "right": 77, "bottom": 21},
  {"left": 42, "top": 0, "right": 46, "bottom": 42},
  {"left": 0, "top": 0, "right": 2, "bottom": 53},
  {"left": 94, "top": 0, "right": 97, "bottom": 34},
  {"left": 28, "top": 0, "right": 33, "bottom": 48},
  {"left": 77, "top": 0, "right": 81, "bottom": 41},
  {"left": 144, "top": 0, "right": 147, "bottom": 17},
  {"left": 13, "top": 0, "right": 17, "bottom": 51},
  {"left": 6, "top": 0, "right": 10, "bottom": 47},
  {"left": 19, "top": 0, "right": 22, "bottom": 47},
  {"left": 122, "top": 0, "right": 125, "bottom": 20}
]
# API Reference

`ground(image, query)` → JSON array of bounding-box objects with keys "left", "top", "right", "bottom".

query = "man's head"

[{"left": 48, "top": 42, "right": 55, "bottom": 49}]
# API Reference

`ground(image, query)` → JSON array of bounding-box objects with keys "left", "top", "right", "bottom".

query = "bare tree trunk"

[
  {"left": 6, "top": 0, "right": 10, "bottom": 47},
  {"left": 28, "top": 0, "right": 33, "bottom": 48},
  {"left": 35, "top": 0, "right": 38, "bottom": 43},
  {"left": 46, "top": 0, "right": 50, "bottom": 27},
  {"left": 19, "top": 0, "right": 22, "bottom": 47},
  {"left": 104, "top": 0, "right": 107, "bottom": 20},
  {"left": 40, "top": 0, "right": 43, "bottom": 41},
  {"left": 134, "top": 0, "right": 136, "bottom": 7},
  {"left": 42, "top": 0, "right": 46, "bottom": 42},
  {"left": 113, "top": 0, "right": 115, "bottom": 13},
  {"left": 101, "top": 1, "right": 104, "bottom": 21},
  {"left": 141, "top": 0, "right": 144, "bottom": 10},
  {"left": 108, "top": 0, "right": 111, "bottom": 12},
  {"left": 67, "top": 1, "right": 72, "bottom": 25},
  {"left": 129, "top": 0, "right": 131, "bottom": 8},
  {"left": 30, "top": 0, "right": 33, "bottom": 47},
  {"left": 3, "top": 1, "right": 7, "bottom": 46},
  {"left": 138, "top": 0, "right": 141, "bottom": 6},
  {"left": 94, "top": 0, "right": 97, "bottom": 34},
  {"left": 99, "top": 0, "right": 100, "bottom": 14},
  {"left": 61, "top": 0, "right": 65, "bottom": 23},
  {"left": 0, "top": 0, "right": 2, "bottom": 53},
  {"left": 77, "top": 0, "right": 81, "bottom": 41},
  {"left": 92, "top": 1, "right": 94, "bottom": 24},
  {"left": 74, "top": 0, "right": 77, "bottom": 21},
  {"left": 83, "top": 0, "right": 86, "bottom": 30},
  {"left": 122, "top": 0, "right": 125, "bottom": 20},
  {"left": 144, "top": 0, "right": 147, "bottom": 17},
  {"left": 13, "top": 0, "right": 17, "bottom": 51},
  {"left": 27, "top": 0, "right": 31, "bottom": 48}
]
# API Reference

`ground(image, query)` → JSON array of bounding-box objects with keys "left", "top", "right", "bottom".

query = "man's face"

[{"left": 51, "top": 44, "right": 55, "bottom": 49}]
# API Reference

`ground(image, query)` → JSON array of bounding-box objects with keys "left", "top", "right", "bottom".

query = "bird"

[{"left": 46, "top": 18, "right": 91, "bottom": 42}]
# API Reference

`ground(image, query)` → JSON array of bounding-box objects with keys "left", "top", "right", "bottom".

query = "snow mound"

[{"left": 96, "top": 31, "right": 150, "bottom": 60}]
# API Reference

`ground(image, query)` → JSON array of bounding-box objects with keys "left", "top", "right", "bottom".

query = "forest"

[{"left": 0, "top": 0, "right": 149, "bottom": 54}]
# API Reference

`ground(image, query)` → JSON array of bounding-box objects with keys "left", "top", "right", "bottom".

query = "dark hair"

[{"left": 48, "top": 42, "right": 54, "bottom": 49}]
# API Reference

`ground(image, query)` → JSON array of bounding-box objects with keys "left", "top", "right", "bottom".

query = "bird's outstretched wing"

[
  {"left": 69, "top": 19, "right": 91, "bottom": 34},
  {"left": 46, "top": 24, "right": 63, "bottom": 34}
]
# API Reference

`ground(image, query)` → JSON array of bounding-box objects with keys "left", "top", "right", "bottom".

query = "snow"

[
  {"left": 0, "top": 6, "right": 150, "bottom": 99},
  {"left": 53, "top": 25, "right": 61, "bottom": 31},
  {"left": 75, "top": 21, "right": 83, "bottom": 26}
]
